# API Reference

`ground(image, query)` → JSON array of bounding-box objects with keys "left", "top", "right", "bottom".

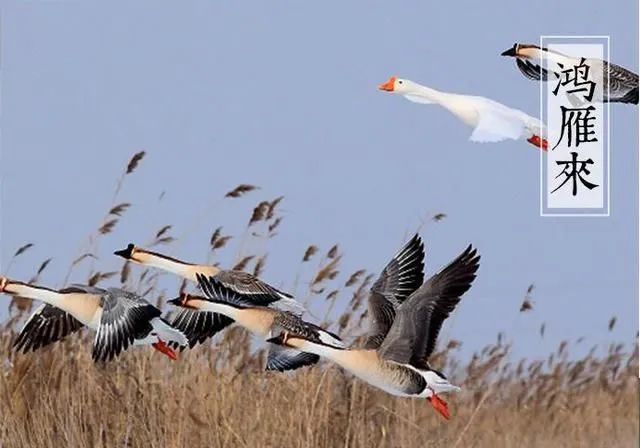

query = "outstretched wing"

[
  {"left": 13, "top": 304, "right": 84, "bottom": 353},
  {"left": 196, "top": 273, "right": 272, "bottom": 308},
  {"left": 209, "top": 271, "right": 296, "bottom": 309},
  {"left": 605, "top": 61, "right": 639, "bottom": 104},
  {"left": 364, "top": 234, "right": 425, "bottom": 349},
  {"left": 378, "top": 245, "right": 480, "bottom": 368},
  {"left": 169, "top": 306, "right": 233, "bottom": 349},
  {"left": 92, "top": 288, "right": 161, "bottom": 362},
  {"left": 265, "top": 345, "right": 319, "bottom": 372},
  {"left": 516, "top": 58, "right": 550, "bottom": 81},
  {"left": 469, "top": 104, "right": 528, "bottom": 143}
]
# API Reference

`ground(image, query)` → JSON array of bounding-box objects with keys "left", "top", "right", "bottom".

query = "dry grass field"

[
  {"left": 0, "top": 329, "right": 637, "bottom": 448},
  {"left": 0, "top": 153, "right": 638, "bottom": 447}
]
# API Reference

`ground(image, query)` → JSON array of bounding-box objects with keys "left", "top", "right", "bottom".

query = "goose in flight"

[
  {"left": 0, "top": 277, "right": 188, "bottom": 361},
  {"left": 501, "top": 43, "right": 638, "bottom": 105},
  {"left": 189, "top": 234, "right": 424, "bottom": 371},
  {"left": 114, "top": 243, "right": 304, "bottom": 350},
  {"left": 177, "top": 275, "right": 344, "bottom": 371},
  {"left": 267, "top": 240, "right": 480, "bottom": 420},
  {"left": 378, "top": 76, "right": 548, "bottom": 151}
]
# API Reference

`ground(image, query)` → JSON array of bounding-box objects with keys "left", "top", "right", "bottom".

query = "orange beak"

[
  {"left": 378, "top": 76, "right": 396, "bottom": 92},
  {"left": 152, "top": 340, "right": 178, "bottom": 361},
  {"left": 428, "top": 394, "right": 450, "bottom": 420}
]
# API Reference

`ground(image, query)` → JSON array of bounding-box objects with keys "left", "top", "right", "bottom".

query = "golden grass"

[
  {"left": 1, "top": 153, "right": 638, "bottom": 447},
  {"left": 0, "top": 328, "right": 637, "bottom": 448}
]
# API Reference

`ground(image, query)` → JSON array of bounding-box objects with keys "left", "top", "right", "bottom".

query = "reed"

[{"left": 0, "top": 154, "right": 637, "bottom": 447}]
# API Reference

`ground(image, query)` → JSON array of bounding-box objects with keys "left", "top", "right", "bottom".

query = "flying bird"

[
  {"left": 0, "top": 277, "right": 188, "bottom": 361},
  {"left": 114, "top": 244, "right": 305, "bottom": 361},
  {"left": 180, "top": 275, "right": 344, "bottom": 372},
  {"left": 172, "top": 234, "right": 425, "bottom": 371},
  {"left": 501, "top": 43, "right": 638, "bottom": 104},
  {"left": 378, "top": 76, "right": 547, "bottom": 150},
  {"left": 269, "top": 236, "right": 480, "bottom": 420}
]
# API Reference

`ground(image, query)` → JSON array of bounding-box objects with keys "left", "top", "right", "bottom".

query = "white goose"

[
  {"left": 501, "top": 43, "right": 638, "bottom": 105},
  {"left": 378, "top": 76, "right": 547, "bottom": 151},
  {"left": 0, "top": 277, "right": 188, "bottom": 361},
  {"left": 267, "top": 240, "right": 480, "bottom": 419}
]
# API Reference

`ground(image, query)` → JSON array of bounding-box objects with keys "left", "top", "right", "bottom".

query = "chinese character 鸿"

[{"left": 552, "top": 57, "right": 596, "bottom": 102}]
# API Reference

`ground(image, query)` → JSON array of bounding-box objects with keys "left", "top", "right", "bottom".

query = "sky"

[{"left": 1, "top": 1, "right": 638, "bottom": 361}]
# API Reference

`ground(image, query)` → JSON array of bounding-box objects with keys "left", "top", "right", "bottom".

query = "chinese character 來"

[{"left": 551, "top": 152, "right": 599, "bottom": 196}]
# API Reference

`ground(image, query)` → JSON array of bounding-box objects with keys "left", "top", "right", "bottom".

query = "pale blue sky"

[{"left": 1, "top": 1, "right": 637, "bottom": 360}]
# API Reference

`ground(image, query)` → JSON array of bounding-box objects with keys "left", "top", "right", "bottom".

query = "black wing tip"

[
  {"left": 619, "top": 87, "right": 639, "bottom": 104},
  {"left": 12, "top": 307, "right": 84, "bottom": 354},
  {"left": 265, "top": 353, "right": 320, "bottom": 372},
  {"left": 196, "top": 273, "right": 223, "bottom": 291},
  {"left": 397, "top": 233, "right": 426, "bottom": 274},
  {"left": 446, "top": 244, "right": 481, "bottom": 292},
  {"left": 169, "top": 309, "right": 234, "bottom": 349},
  {"left": 407, "top": 233, "right": 425, "bottom": 251},
  {"left": 196, "top": 273, "right": 221, "bottom": 295},
  {"left": 461, "top": 244, "right": 481, "bottom": 264}
]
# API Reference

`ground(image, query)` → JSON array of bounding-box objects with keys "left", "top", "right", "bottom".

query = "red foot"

[
  {"left": 527, "top": 135, "right": 548, "bottom": 152},
  {"left": 152, "top": 340, "right": 177, "bottom": 361},
  {"left": 428, "top": 394, "right": 450, "bottom": 420}
]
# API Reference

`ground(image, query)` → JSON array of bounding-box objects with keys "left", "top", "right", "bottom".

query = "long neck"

[
  {"left": 3, "top": 282, "right": 66, "bottom": 307},
  {"left": 197, "top": 301, "right": 241, "bottom": 319},
  {"left": 2, "top": 282, "right": 101, "bottom": 326},
  {"left": 527, "top": 46, "right": 576, "bottom": 67},
  {"left": 135, "top": 251, "right": 220, "bottom": 282},
  {"left": 286, "top": 337, "right": 346, "bottom": 361},
  {"left": 409, "top": 84, "right": 449, "bottom": 104}
]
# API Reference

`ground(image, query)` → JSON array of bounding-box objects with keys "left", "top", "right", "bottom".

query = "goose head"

[
  {"left": 113, "top": 243, "right": 168, "bottom": 265},
  {"left": 501, "top": 43, "right": 544, "bottom": 60},
  {"left": 378, "top": 76, "right": 416, "bottom": 94},
  {"left": 0, "top": 276, "right": 8, "bottom": 293},
  {"left": 167, "top": 293, "right": 208, "bottom": 310},
  {"left": 114, "top": 243, "right": 138, "bottom": 261},
  {"left": 501, "top": 43, "right": 519, "bottom": 57}
]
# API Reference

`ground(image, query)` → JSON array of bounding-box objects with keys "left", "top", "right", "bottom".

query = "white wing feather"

[
  {"left": 469, "top": 105, "right": 528, "bottom": 143},
  {"left": 269, "top": 297, "right": 307, "bottom": 316}
]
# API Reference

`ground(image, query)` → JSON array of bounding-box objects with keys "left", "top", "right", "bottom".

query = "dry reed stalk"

[
  {"left": 2, "top": 171, "right": 637, "bottom": 448},
  {"left": 303, "top": 246, "right": 318, "bottom": 262},
  {"left": 225, "top": 184, "right": 259, "bottom": 198},
  {"left": 4, "top": 243, "right": 34, "bottom": 273}
]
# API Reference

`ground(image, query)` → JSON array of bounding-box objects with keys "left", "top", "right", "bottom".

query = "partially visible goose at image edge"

[
  {"left": 378, "top": 76, "right": 548, "bottom": 151},
  {"left": 501, "top": 42, "right": 638, "bottom": 104},
  {"left": 268, "top": 242, "right": 480, "bottom": 420},
  {"left": 0, "top": 277, "right": 188, "bottom": 361},
  {"left": 114, "top": 243, "right": 305, "bottom": 351}
]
